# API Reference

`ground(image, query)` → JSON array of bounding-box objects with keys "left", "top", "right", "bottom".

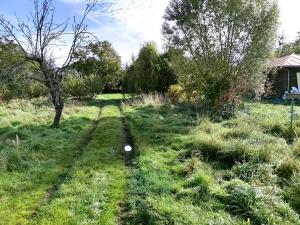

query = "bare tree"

[{"left": 0, "top": 0, "right": 97, "bottom": 127}]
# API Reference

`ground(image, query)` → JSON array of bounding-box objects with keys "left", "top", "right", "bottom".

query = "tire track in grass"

[
  {"left": 120, "top": 106, "right": 136, "bottom": 167},
  {"left": 118, "top": 104, "right": 139, "bottom": 225},
  {"left": 28, "top": 102, "right": 103, "bottom": 220}
]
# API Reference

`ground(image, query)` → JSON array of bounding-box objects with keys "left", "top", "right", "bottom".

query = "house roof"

[{"left": 271, "top": 53, "right": 300, "bottom": 68}]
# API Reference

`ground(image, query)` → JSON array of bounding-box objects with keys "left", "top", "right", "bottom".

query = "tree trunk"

[
  {"left": 50, "top": 84, "right": 64, "bottom": 128},
  {"left": 53, "top": 103, "right": 64, "bottom": 128}
]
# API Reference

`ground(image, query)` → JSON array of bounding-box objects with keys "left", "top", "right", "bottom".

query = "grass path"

[
  {"left": 0, "top": 98, "right": 100, "bottom": 224},
  {"left": 0, "top": 94, "right": 128, "bottom": 225},
  {"left": 29, "top": 102, "right": 103, "bottom": 220},
  {"left": 32, "top": 94, "right": 127, "bottom": 225}
]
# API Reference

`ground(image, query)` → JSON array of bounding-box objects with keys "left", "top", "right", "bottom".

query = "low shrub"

[
  {"left": 0, "top": 85, "right": 15, "bottom": 102},
  {"left": 214, "top": 91, "right": 241, "bottom": 120},
  {"left": 168, "top": 84, "right": 184, "bottom": 102}
]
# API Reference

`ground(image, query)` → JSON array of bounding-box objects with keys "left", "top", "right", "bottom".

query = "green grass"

[
  {"left": 35, "top": 95, "right": 126, "bottom": 225},
  {"left": 1, "top": 94, "right": 300, "bottom": 224},
  {"left": 0, "top": 95, "right": 126, "bottom": 225},
  {"left": 0, "top": 98, "right": 99, "bottom": 224},
  {"left": 121, "top": 97, "right": 300, "bottom": 225}
]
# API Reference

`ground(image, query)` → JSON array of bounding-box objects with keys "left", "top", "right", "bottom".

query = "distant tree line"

[
  {"left": 0, "top": 0, "right": 280, "bottom": 126},
  {"left": 0, "top": 38, "right": 123, "bottom": 101}
]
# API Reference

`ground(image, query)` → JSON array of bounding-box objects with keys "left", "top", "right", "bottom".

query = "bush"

[
  {"left": 168, "top": 84, "right": 184, "bottom": 101},
  {"left": 214, "top": 91, "right": 241, "bottom": 120},
  {"left": 26, "top": 81, "right": 48, "bottom": 98},
  {"left": 0, "top": 85, "right": 15, "bottom": 102},
  {"left": 64, "top": 73, "right": 104, "bottom": 99}
]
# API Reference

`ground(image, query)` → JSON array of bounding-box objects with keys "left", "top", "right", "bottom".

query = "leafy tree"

[
  {"left": 123, "top": 43, "right": 177, "bottom": 94},
  {"left": 157, "top": 49, "right": 177, "bottom": 92},
  {"left": 0, "top": 0, "right": 96, "bottom": 127},
  {"left": 64, "top": 71, "right": 104, "bottom": 99},
  {"left": 72, "top": 41, "right": 122, "bottom": 92},
  {"left": 277, "top": 32, "right": 300, "bottom": 56},
  {"left": 163, "top": 0, "right": 279, "bottom": 117},
  {"left": 0, "top": 38, "right": 42, "bottom": 100}
]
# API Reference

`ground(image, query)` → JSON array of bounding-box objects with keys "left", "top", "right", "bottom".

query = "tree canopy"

[
  {"left": 163, "top": 0, "right": 279, "bottom": 117},
  {"left": 277, "top": 33, "right": 300, "bottom": 57},
  {"left": 72, "top": 41, "right": 123, "bottom": 91},
  {"left": 123, "top": 42, "right": 176, "bottom": 94}
]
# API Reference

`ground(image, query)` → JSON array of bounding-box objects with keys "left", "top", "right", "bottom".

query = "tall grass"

[{"left": 121, "top": 97, "right": 300, "bottom": 224}]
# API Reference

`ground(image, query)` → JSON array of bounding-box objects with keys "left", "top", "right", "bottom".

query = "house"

[{"left": 268, "top": 53, "right": 300, "bottom": 97}]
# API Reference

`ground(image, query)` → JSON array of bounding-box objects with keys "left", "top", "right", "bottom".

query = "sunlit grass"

[
  {"left": 1, "top": 95, "right": 300, "bottom": 224},
  {"left": 0, "top": 95, "right": 126, "bottom": 225},
  {"left": 121, "top": 98, "right": 300, "bottom": 224},
  {"left": 35, "top": 98, "right": 126, "bottom": 224}
]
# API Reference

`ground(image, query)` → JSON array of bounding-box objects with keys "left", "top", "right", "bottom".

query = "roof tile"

[{"left": 272, "top": 54, "right": 300, "bottom": 67}]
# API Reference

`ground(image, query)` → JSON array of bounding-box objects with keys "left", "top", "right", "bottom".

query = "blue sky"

[{"left": 1, "top": 0, "right": 300, "bottom": 64}]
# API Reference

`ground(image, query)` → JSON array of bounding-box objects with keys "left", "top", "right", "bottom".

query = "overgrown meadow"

[{"left": 121, "top": 95, "right": 300, "bottom": 225}]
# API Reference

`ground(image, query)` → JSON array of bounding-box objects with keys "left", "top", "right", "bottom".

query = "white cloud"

[
  {"left": 87, "top": 0, "right": 170, "bottom": 63},
  {"left": 278, "top": 0, "right": 300, "bottom": 42},
  {"left": 45, "top": 0, "right": 300, "bottom": 64},
  {"left": 59, "top": 0, "right": 170, "bottom": 63}
]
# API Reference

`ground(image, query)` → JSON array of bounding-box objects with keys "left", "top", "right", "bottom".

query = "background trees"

[
  {"left": 277, "top": 33, "right": 300, "bottom": 56},
  {"left": 123, "top": 42, "right": 176, "bottom": 94},
  {"left": 0, "top": 38, "right": 46, "bottom": 101},
  {"left": 163, "top": 0, "right": 279, "bottom": 118},
  {"left": 71, "top": 41, "right": 123, "bottom": 93}
]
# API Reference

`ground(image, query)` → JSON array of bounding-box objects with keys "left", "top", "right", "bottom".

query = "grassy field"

[
  {"left": 121, "top": 95, "right": 300, "bottom": 225},
  {"left": 0, "top": 94, "right": 300, "bottom": 224},
  {"left": 0, "top": 95, "right": 126, "bottom": 225}
]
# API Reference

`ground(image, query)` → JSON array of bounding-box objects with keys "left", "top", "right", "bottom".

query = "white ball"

[{"left": 124, "top": 145, "right": 132, "bottom": 152}]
